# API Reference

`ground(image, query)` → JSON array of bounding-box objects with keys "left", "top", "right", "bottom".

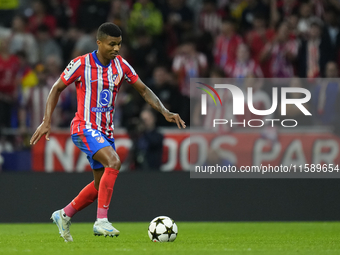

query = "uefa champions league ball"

[{"left": 148, "top": 216, "right": 178, "bottom": 242}]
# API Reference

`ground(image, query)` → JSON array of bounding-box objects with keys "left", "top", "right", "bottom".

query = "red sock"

[
  {"left": 97, "top": 168, "right": 119, "bottom": 219},
  {"left": 63, "top": 181, "right": 98, "bottom": 217}
]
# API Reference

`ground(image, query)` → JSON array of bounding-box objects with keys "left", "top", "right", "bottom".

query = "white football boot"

[
  {"left": 93, "top": 218, "right": 120, "bottom": 237},
  {"left": 51, "top": 209, "right": 73, "bottom": 242}
]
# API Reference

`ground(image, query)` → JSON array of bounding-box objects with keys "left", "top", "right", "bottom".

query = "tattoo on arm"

[{"left": 142, "top": 87, "right": 169, "bottom": 115}]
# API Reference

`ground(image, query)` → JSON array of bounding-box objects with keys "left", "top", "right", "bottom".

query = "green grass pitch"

[{"left": 1, "top": 222, "right": 340, "bottom": 255}]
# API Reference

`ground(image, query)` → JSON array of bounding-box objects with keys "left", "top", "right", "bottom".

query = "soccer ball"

[{"left": 148, "top": 216, "right": 178, "bottom": 242}]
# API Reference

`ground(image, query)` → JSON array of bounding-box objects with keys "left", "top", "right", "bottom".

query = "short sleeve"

[
  {"left": 60, "top": 57, "right": 82, "bottom": 86},
  {"left": 121, "top": 58, "right": 139, "bottom": 84}
]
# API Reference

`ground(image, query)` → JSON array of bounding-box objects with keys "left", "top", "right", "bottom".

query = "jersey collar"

[{"left": 92, "top": 50, "right": 111, "bottom": 68}]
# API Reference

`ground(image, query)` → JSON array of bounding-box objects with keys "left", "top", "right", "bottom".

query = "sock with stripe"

[{"left": 97, "top": 168, "right": 119, "bottom": 219}]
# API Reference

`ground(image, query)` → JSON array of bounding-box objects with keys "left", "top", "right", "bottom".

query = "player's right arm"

[
  {"left": 30, "top": 56, "right": 83, "bottom": 145},
  {"left": 30, "top": 78, "right": 67, "bottom": 145}
]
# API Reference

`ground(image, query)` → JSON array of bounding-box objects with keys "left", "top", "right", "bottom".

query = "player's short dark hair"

[{"left": 97, "top": 22, "right": 122, "bottom": 40}]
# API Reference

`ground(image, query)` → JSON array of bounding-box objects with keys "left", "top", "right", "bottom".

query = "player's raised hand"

[
  {"left": 164, "top": 112, "right": 186, "bottom": 129},
  {"left": 30, "top": 121, "right": 51, "bottom": 145}
]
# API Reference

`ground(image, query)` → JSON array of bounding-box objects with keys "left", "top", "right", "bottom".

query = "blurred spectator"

[
  {"left": 17, "top": 0, "right": 33, "bottom": 13},
  {"left": 129, "top": 30, "right": 163, "bottom": 81},
  {"left": 149, "top": 66, "right": 181, "bottom": 127},
  {"left": 0, "top": 15, "right": 39, "bottom": 65},
  {"left": 50, "top": 0, "right": 71, "bottom": 30},
  {"left": 286, "top": 11, "right": 299, "bottom": 38},
  {"left": 133, "top": 109, "right": 164, "bottom": 171},
  {"left": 17, "top": 51, "right": 38, "bottom": 93},
  {"left": 325, "top": 61, "right": 339, "bottom": 78},
  {"left": 63, "top": 0, "right": 81, "bottom": 25},
  {"left": 128, "top": 0, "right": 163, "bottom": 40},
  {"left": 198, "top": 0, "right": 223, "bottom": 36},
  {"left": 162, "top": 0, "right": 194, "bottom": 55},
  {"left": 313, "top": 0, "right": 340, "bottom": 18},
  {"left": 45, "top": 55, "right": 62, "bottom": 87},
  {"left": 322, "top": 8, "right": 340, "bottom": 46},
  {"left": 312, "top": 61, "right": 339, "bottom": 125},
  {"left": 76, "top": 0, "right": 110, "bottom": 32},
  {"left": 36, "top": 24, "right": 62, "bottom": 64},
  {"left": 245, "top": 13, "right": 275, "bottom": 77},
  {"left": 275, "top": 0, "right": 299, "bottom": 24},
  {"left": 298, "top": 21, "right": 323, "bottom": 78},
  {"left": 0, "top": 37, "right": 20, "bottom": 129},
  {"left": 313, "top": 0, "right": 326, "bottom": 18},
  {"left": 172, "top": 39, "right": 207, "bottom": 126},
  {"left": 187, "top": 0, "right": 204, "bottom": 18},
  {"left": 107, "top": 0, "right": 130, "bottom": 32},
  {"left": 240, "top": 0, "right": 270, "bottom": 33},
  {"left": 224, "top": 43, "right": 263, "bottom": 78},
  {"left": 28, "top": 0, "right": 57, "bottom": 36},
  {"left": 235, "top": 75, "right": 272, "bottom": 123},
  {"left": 213, "top": 19, "right": 243, "bottom": 70},
  {"left": 260, "top": 22, "right": 298, "bottom": 78},
  {"left": 56, "top": 27, "right": 79, "bottom": 67},
  {"left": 327, "top": 0, "right": 340, "bottom": 12},
  {"left": 173, "top": 38, "right": 208, "bottom": 125},
  {"left": 320, "top": 8, "right": 340, "bottom": 76},
  {"left": 72, "top": 28, "right": 97, "bottom": 59},
  {"left": 209, "top": 65, "right": 225, "bottom": 78},
  {"left": 173, "top": 39, "right": 208, "bottom": 97},
  {"left": 227, "top": 0, "right": 248, "bottom": 21},
  {"left": 19, "top": 64, "right": 60, "bottom": 131},
  {"left": 163, "top": 0, "right": 194, "bottom": 34},
  {"left": 297, "top": 2, "right": 316, "bottom": 37},
  {"left": 0, "top": 0, "right": 19, "bottom": 27},
  {"left": 280, "top": 77, "right": 313, "bottom": 126},
  {"left": 119, "top": 85, "right": 146, "bottom": 128},
  {"left": 112, "top": 83, "right": 129, "bottom": 128},
  {"left": 45, "top": 55, "right": 76, "bottom": 128},
  {"left": 16, "top": 51, "right": 38, "bottom": 132}
]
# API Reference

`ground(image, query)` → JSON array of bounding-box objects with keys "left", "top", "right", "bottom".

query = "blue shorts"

[{"left": 71, "top": 129, "right": 116, "bottom": 170}]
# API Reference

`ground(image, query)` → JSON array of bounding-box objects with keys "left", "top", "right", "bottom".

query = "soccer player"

[{"left": 29, "top": 23, "right": 186, "bottom": 242}]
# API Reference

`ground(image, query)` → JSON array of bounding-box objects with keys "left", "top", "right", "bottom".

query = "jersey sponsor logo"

[
  {"left": 91, "top": 106, "right": 114, "bottom": 112},
  {"left": 99, "top": 89, "right": 112, "bottom": 106},
  {"left": 90, "top": 79, "right": 98, "bottom": 83}
]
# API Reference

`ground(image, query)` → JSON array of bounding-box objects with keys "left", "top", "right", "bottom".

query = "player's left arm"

[{"left": 132, "top": 78, "right": 186, "bottom": 129}]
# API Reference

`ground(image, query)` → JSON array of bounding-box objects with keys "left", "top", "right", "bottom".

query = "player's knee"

[{"left": 107, "top": 158, "right": 121, "bottom": 170}]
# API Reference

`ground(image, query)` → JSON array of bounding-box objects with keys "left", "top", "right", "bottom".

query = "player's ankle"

[{"left": 61, "top": 209, "right": 71, "bottom": 221}]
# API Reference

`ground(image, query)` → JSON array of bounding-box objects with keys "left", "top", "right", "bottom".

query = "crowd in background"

[{"left": 1, "top": 0, "right": 340, "bottom": 165}]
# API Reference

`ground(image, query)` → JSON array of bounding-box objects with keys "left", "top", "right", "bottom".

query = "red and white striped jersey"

[
  {"left": 60, "top": 50, "right": 139, "bottom": 138},
  {"left": 224, "top": 59, "right": 263, "bottom": 78}
]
